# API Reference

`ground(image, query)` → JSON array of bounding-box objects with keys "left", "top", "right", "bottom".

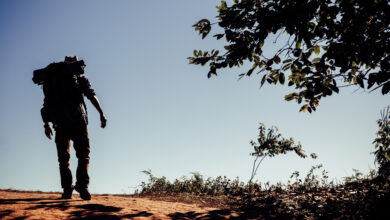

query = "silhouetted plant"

[
  {"left": 189, "top": 0, "right": 390, "bottom": 112},
  {"left": 137, "top": 167, "right": 389, "bottom": 219},
  {"left": 373, "top": 106, "right": 390, "bottom": 176},
  {"left": 289, "top": 164, "right": 329, "bottom": 190},
  {"left": 138, "top": 170, "right": 251, "bottom": 197},
  {"left": 343, "top": 168, "right": 364, "bottom": 183},
  {"left": 249, "top": 123, "right": 317, "bottom": 181}
]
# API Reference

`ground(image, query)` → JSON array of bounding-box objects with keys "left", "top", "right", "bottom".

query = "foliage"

[
  {"left": 343, "top": 168, "right": 363, "bottom": 183},
  {"left": 137, "top": 169, "right": 390, "bottom": 219},
  {"left": 138, "top": 170, "right": 249, "bottom": 198},
  {"left": 373, "top": 106, "right": 390, "bottom": 176},
  {"left": 289, "top": 164, "right": 330, "bottom": 190},
  {"left": 249, "top": 123, "right": 317, "bottom": 181},
  {"left": 189, "top": 0, "right": 390, "bottom": 112}
]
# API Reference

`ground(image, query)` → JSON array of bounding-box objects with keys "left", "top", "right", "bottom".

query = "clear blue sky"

[{"left": 0, "top": 0, "right": 388, "bottom": 194}]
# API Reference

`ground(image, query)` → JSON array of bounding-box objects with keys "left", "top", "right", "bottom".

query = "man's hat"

[{"left": 64, "top": 56, "right": 78, "bottom": 63}]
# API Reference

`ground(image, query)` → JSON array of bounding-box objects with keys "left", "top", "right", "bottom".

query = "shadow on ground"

[
  {"left": 0, "top": 197, "right": 126, "bottom": 219},
  {"left": 0, "top": 197, "right": 155, "bottom": 220},
  {"left": 0, "top": 196, "right": 294, "bottom": 219}
]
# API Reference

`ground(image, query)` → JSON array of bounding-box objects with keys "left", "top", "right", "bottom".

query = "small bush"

[
  {"left": 373, "top": 106, "right": 390, "bottom": 176},
  {"left": 249, "top": 123, "right": 317, "bottom": 181},
  {"left": 136, "top": 168, "right": 389, "bottom": 219}
]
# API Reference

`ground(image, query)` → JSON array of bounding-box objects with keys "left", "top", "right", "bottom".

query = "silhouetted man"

[{"left": 33, "top": 56, "right": 107, "bottom": 200}]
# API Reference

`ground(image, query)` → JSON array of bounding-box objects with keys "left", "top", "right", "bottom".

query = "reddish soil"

[{"left": 0, "top": 190, "right": 245, "bottom": 219}]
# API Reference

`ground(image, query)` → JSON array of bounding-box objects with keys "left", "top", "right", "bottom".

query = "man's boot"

[
  {"left": 61, "top": 186, "right": 74, "bottom": 199},
  {"left": 75, "top": 185, "right": 91, "bottom": 200}
]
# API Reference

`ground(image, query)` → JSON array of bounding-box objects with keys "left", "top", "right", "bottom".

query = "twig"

[
  {"left": 250, "top": 154, "right": 267, "bottom": 182},
  {"left": 273, "top": 28, "right": 286, "bottom": 43}
]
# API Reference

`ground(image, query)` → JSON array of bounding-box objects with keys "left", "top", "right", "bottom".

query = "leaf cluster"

[
  {"left": 249, "top": 123, "right": 317, "bottom": 181},
  {"left": 189, "top": 0, "right": 390, "bottom": 111},
  {"left": 138, "top": 170, "right": 249, "bottom": 197},
  {"left": 250, "top": 123, "right": 308, "bottom": 158},
  {"left": 373, "top": 106, "right": 390, "bottom": 176},
  {"left": 289, "top": 164, "right": 330, "bottom": 191},
  {"left": 137, "top": 169, "right": 390, "bottom": 219}
]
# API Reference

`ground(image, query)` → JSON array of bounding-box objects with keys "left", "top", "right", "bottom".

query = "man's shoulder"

[
  {"left": 77, "top": 75, "right": 95, "bottom": 97},
  {"left": 77, "top": 75, "right": 92, "bottom": 86}
]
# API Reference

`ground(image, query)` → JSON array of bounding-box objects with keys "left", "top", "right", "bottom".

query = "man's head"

[{"left": 64, "top": 56, "right": 78, "bottom": 63}]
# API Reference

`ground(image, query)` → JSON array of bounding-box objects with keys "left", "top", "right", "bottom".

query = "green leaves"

[
  {"left": 274, "top": 55, "right": 281, "bottom": 64},
  {"left": 312, "top": 57, "right": 321, "bottom": 63},
  {"left": 313, "top": 46, "right": 320, "bottom": 56},
  {"left": 299, "top": 104, "right": 308, "bottom": 113},
  {"left": 213, "top": 33, "right": 225, "bottom": 40},
  {"left": 250, "top": 123, "right": 311, "bottom": 181},
  {"left": 284, "top": 93, "right": 298, "bottom": 101},
  {"left": 189, "top": 49, "right": 221, "bottom": 71},
  {"left": 382, "top": 82, "right": 390, "bottom": 95},
  {"left": 279, "top": 73, "right": 285, "bottom": 84},
  {"left": 329, "top": 84, "right": 339, "bottom": 93},
  {"left": 296, "top": 40, "right": 302, "bottom": 49},
  {"left": 190, "top": 0, "right": 390, "bottom": 112},
  {"left": 246, "top": 67, "right": 255, "bottom": 77},
  {"left": 373, "top": 107, "right": 390, "bottom": 175},
  {"left": 193, "top": 19, "right": 211, "bottom": 39},
  {"left": 251, "top": 123, "right": 307, "bottom": 159}
]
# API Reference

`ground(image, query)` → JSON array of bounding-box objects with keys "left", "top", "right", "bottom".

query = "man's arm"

[
  {"left": 89, "top": 95, "right": 107, "bottom": 128},
  {"left": 79, "top": 75, "right": 107, "bottom": 128},
  {"left": 41, "top": 98, "right": 53, "bottom": 140}
]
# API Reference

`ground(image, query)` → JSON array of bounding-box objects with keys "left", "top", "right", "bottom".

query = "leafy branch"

[
  {"left": 249, "top": 123, "right": 317, "bottom": 182},
  {"left": 189, "top": 0, "right": 390, "bottom": 112}
]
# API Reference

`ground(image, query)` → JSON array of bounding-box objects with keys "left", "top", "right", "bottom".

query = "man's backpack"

[
  {"left": 33, "top": 60, "right": 85, "bottom": 85},
  {"left": 33, "top": 61, "right": 88, "bottom": 124}
]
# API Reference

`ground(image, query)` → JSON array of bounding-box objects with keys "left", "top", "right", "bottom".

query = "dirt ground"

[{"left": 0, "top": 190, "right": 243, "bottom": 220}]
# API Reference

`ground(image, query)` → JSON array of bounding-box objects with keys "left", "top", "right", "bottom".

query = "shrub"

[
  {"left": 373, "top": 107, "right": 390, "bottom": 176},
  {"left": 249, "top": 123, "right": 317, "bottom": 181}
]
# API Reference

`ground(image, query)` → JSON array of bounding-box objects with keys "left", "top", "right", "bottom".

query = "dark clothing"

[
  {"left": 35, "top": 61, "right": 99, "bottom": 191},
  {"left": 42, "top": 71, "right": 96, "bottom": 189},
  {"left": 55, "top": 121, "right": 90, "bottom": 188},
  {"left": 42, "top": 75, "right": 96, "bottom": 125},
  {"left": 49, "top": 75, "right": 94, "bottom": 189}
]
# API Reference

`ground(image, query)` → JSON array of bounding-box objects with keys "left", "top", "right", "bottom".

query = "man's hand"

[
  {"left": 44, "top": 123, "right": 53, "bottom": 139},
  {"left": 100, "top": 114, "right": 107, "bottom": 128}
]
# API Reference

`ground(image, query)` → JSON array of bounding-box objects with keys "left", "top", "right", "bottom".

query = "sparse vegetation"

[
  {"left": 374, "top": 106, "right": 390, "bottom": 177},
  {"left": 249, "top": 123, "right": 317, "bottom": 181},
  {"left": 136, "top": 122, "right": 390, "bottom": 218},
  {"left": 137, "top": 168, "right": 390, "bottom": 219}
]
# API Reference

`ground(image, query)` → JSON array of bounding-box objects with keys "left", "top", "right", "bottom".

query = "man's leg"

[
  {"left": 72, "top": 122, "right": 91, "bottom": 200},
  {"left": 55, "top": 126, "right": 73, "bottom": 197}
]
